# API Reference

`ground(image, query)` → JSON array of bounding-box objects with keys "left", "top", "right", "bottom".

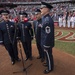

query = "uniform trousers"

[
  {"left": 36, "top": 39, "right": 44, "bottom": 59},
  {"left": 22, "top": 40, "right": 32, "bottom": 59},
  {"left": 44, "top": 47, "right": 54, "bottom": 71},
  {"left": 4, "top": 43, "right": 18, "bottom": 62}
]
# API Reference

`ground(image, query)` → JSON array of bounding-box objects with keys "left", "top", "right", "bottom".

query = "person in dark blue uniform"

[
  {"left": 40, "top": 2, "right": 54, "bottom": 74},
  {"left": 33, "top": 9, "right": 44, "bottom": 62},
  {"left": 18, "top": 11, "right": 33, "bottom": 61},
  {"left": 0, "top": 10, "right": 20, "bottom": 65}
]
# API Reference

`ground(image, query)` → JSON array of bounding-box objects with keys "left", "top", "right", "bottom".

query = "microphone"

[
  {"left": 24, "top": 18, "right": 28, "bottom": 22},
  {"left": 14, "top": 17, "right": 18, "bottom": 23}
]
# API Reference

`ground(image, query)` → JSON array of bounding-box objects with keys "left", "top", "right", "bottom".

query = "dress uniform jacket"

[
  {"left": 41, "top": 14, "right": 54, "bottom": 71},
  {"left": 40, "top": 1, "right": 54, "bottom": 73},
  {"left": 0, "top": 25, "right": 3, "bottom": 44},
  {"left": 0, "top": 21, "right": 15, "bottom": 44},
  {"left": 33, "top": 19, "right": 45, "bottom": 59},
  {"left": 18, "top": 22, "right": 33, "bottom": 42},
  {"left": 18, "top": 21, "right": 33, "bottom": 59},
  {"left": 0, "top": 20, "right": 19, "bottom": 62},
  {"left": 41, "top": 14, "right": 54, "bottom": 49},
  {"left": 33, "top": 19, "right": 41, "bottom": 42}
]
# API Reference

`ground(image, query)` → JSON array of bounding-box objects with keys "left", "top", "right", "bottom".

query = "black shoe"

[
  {"left": 43, "top": 63, "right": 47, "bottom": 67},
  {"left": 11, "top": 61, "right": 15, "bottom": 65},
  {"left": 41, "top": 58, "right": 44, "bottom": 62},
  {"left": 37, "top": 56, "right": 41, "bottom": 59},
  {"left": 24, "top": 58, "right": 28, "bottom": 61},
  {"left": 44, "top": 69, "right": 52, "bottom": 74},
  {"left": 16, "top": 58, "right": 21, "bottom": 62},
  {"left": 29, "top": 57, "right": 33, "bottom": 60}
]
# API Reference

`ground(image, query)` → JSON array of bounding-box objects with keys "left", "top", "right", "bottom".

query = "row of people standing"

[
  {"left": 58, "top": 12, "right": 75, "bottom": 28},
  {"left": 33, "top": 2, "right": 54, "bottom": 74},
  {"left": 0, "top": 9, "right": 33, "bottom": 65},
  {"left": 0, "top": 1, "right": 54, "bottom": 74},
  {"left": 0, "top": 10, "right": 21, "bottom": 65},
  {"left": 18, "top": 11, "right": 33, "bottom": 61}
]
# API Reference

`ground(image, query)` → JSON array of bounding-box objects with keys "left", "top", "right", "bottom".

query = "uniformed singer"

[
  {"left": 40, "top": 2, "right": 54, "bottom": 74},
  {"left": 0, "top": 10, "right": 20, "bottom": 65},
  {"left": 33, "top": 9, "right": 45, "bottom": 62},
  {"left": 18, "top": 11, "right": 33, "bottom": 61}
]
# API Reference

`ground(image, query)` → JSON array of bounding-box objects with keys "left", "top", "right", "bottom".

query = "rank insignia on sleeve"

[{"left": 45, "top": 26, "right": 50, "bottom": 34}]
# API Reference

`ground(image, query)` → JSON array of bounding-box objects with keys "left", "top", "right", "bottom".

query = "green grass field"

[
  {"left": 32, "top": 28, "right": 75, "bottom": 56},
  {"left": 55, "top": 40, "right": 75, "bottom": 56},
  {"left": 55, "top": 28, "right": 75, "bottom": 56}
]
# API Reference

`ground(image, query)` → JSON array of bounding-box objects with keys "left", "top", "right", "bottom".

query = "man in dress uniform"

[
  {"left": 40, "top": 2, "right": 54, "bottom": 74},
  {"left": 18, "top": 11, "right": 33, "bottom": 61},
  {"left": 33, "top": 9, "right": 45, "bottom": 62},
  {"left": 0, "top": 10, "right": 20, "bottom": 65}
]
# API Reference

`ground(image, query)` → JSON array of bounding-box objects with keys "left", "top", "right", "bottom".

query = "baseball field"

[{"left": 0, "top": 26, "right": 75, "bottom": 75}]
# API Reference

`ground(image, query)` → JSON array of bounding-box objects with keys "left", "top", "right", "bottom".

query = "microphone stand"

[
  {"left": 13, "top": 8, "right": 32, "bottom": 75},
  {"left": 0, "top": 4, "right": 32, "bottom": 75},
  {"left": 13, "top": 40, "right": 32, "bottom": 75}
]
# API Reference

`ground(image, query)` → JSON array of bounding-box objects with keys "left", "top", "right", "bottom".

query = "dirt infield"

[{"left": 0, "top": 44, "right": 75, "bottom": 75}]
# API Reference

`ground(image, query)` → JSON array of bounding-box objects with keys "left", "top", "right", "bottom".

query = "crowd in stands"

[
  {"left": 0, "top": 1, "right": 75, "bottom": 28},
  {"left": 0, "top": 0, "right": 55, "bottom": 2}
]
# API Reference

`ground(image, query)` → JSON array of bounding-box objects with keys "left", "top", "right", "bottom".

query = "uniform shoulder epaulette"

[{"left": 45, "top": 16, "right": 49, "bottom": 22}]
